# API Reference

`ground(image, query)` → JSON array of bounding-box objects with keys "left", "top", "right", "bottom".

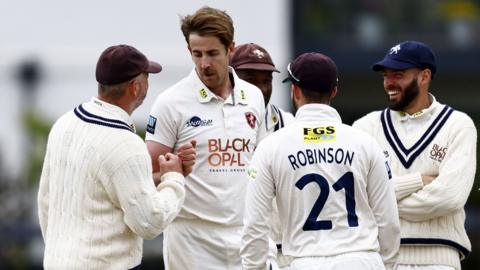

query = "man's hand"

[
  {"left": 421, "top": 175, "right": 436, "bottom": 186},
  {"left": 177, "top": 140, "right": 197, "bottom": 177},
  {"left": 154, "top": 153, "right": 183, "bottom": 186}
]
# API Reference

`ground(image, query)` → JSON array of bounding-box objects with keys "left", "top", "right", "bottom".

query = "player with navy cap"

[
  {"left": 354, "top": 41, "right": 477, "bottom": 270},
  {"left": 241, "top": 52, "right": 400, "bottom": 270}
]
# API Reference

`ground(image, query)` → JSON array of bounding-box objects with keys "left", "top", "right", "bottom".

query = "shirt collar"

[
  {"left": 295, "top": 103, "right": 342, "bottom": 123},
  {"left": 265, "top": 103, "right": 279, "bottom": 130},
  {"left": 394, "top": 93, "right": 440, "bottom": 122},
  {"left": 192, "top": 67, "right": 249, "bottom": 105},
  {"left": 88, "top": 97, "right": 136, "bottom": 132}
]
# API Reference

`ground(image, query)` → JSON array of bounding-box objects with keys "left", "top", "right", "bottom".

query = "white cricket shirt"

[
  {"left": 241, "top": 104, "right": 400, "bottom": 269},
  {"left": 146, "top": 68, "right": 265, "bottom": 226}
]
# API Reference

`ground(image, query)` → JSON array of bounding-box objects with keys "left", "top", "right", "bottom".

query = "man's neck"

[{"left": 210, "top": 72, "right": 234, "bottom": 100}]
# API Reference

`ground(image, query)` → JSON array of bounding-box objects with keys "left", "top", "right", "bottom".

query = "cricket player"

[
  {"left": 38, "top": 45, "right": 195, "bottom": 269},
  {"left": 241, "top": 52, "right": 400, "bottom": 270},
  {"left": 231, "top": 42, "right": 294, "bottom": 270},
  {"left": 146, "top": 6, "right": 265, "bottom": 270},
  {"left": 353, "top": 40, "right": 477, "bottom": 270}
]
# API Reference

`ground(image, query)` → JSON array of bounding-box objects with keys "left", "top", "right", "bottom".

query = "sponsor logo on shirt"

[
  {"left": 303, "top": 126, "right": 336, "bottom": 143},
  {"left": 429, "top": 143, "right": 447, "bottom": 162},
  {"left": 146, "top": 115, "right": 157, "bottom": 134},
  {"left": 207, "top": 138, "right": 252, "bottom": 167},
  {"left": 247, "top": 168, "right": 257, "bottom": 180},
  {"left": 385, "top": 161, "right": 392, "bottom": 179},
  {"left": 199, "top": 88, "right": 208, "bottom": 99},
  {"left": 186, "top": 116, "right": 213, "bottom": 127},
  {"left": 240, "top": 89, "right": 246, "bottom": 101},
  {"left": 245, "top": 112, "right": 256, "bottom": 129}
]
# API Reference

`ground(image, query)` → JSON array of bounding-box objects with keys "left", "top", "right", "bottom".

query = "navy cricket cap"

[
  {"left": 96, "top": 44, "right": 162, "bottom": 85},
  {"left": 282, "top": 52, "right": 338, "bottom": 92},
  {"left": 372, "top": 41, "right": 436, "bottom": 77}
]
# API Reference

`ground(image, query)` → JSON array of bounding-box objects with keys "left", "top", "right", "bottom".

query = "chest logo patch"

[
  {"left": 186, "top": 116, "right": 213, "bottom": 127},
  {"left": 429, "top": 144, "right": 447, "bottom": 162},
  {"left": 245, "top": 112, "right": 256, "bottom": 129}
]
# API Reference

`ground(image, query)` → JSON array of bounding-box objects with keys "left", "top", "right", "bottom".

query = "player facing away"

[
  {"left": 353, "top": 41, "right": 477, "bottom": 270},
  {"left": 241, "top": 52, "right": 401, "bottom": 270},
  {"left": 145, "top": 6, "right": 265, "bottom": 270},
  {"left": 231, "top": 42, "right": 295, "bottom": 270}
]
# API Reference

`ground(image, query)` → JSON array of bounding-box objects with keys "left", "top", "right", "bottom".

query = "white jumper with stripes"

[
  {"left": 38, "top": 97, "right": 186, "bottom": 270},
  {"left": 353, "top": 94, "right": 477, "bottom": 270}
]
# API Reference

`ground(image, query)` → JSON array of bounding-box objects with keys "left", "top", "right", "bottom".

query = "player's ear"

[
  {"left": 227, "top": 41, "right": 235, "bottom": 56},
  {"left": 128, "top": 78, "right": 139, "bottom": 97},
  {"left": 292, "top": 84, "right": 302, "bottom": 99},
  {"left": 331, "top": 86, "right": 337, "bottom": 99}
]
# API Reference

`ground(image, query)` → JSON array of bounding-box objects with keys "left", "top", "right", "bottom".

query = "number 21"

[{"left": 295, "top": 172, "right": 358, "bottom": 231}]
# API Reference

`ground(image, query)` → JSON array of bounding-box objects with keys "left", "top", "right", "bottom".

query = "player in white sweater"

[
  {"left": 37, "top": 45, "right": 195, "bottom": 270},
  {"left": 241, "top": 52, "right": 400, "bottom": 270},
  {"left": 353, "top": 41, "right": 477, "bottom": 270}
]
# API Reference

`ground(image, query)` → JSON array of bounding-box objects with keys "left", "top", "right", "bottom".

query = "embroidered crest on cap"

[
  {"left": 389, "top": 44, "right": 401, "bottom": 54},
  {"left": 253, "top": 49, "right": 265, "bottom": 59}
]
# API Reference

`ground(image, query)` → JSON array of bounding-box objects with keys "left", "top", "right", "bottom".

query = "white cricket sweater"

[
  {"left": 38, "top": 97, "right": 186, "bottom": 270},
  {"left": 353, "top": 95, "right": 477, "bottom": 270}
]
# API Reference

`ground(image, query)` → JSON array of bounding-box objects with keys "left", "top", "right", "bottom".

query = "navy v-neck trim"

[
  {"left": 74, "top": 104, "right": 134, "bottom": 133},
  {"left": 380, "top": 105, "right": 453, "bottom": 168}
]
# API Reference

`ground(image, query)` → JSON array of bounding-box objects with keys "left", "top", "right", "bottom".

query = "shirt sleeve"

[
  {"left": 240, "top": 143, "right": 274, "bottom": 270},
  {"left": 397, "top": 122, "right": 477, "bottom": 222},
  {"left": 101, "top": 140, "right": 185, "bottom": 240},
  {"left": 144, "top": 94, "right": 178, "bottom": 148},
  {"left": 365, "top": 139, "right": 401, "bottom": 266}
]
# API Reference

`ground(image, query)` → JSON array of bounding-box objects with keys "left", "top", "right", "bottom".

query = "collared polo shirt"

[{"left": 146, "top": 68, "right": 265, "bottom": 226}]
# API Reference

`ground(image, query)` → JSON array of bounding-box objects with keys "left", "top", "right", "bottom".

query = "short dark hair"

[
  {"left": 98, "top": 82, "right": 129, "bottom": 99},
  {"left": 299, "top": 86, "right": 333, "bottom": 104},
  {"left": 180, "top": 6, "right": 234, "bottom": 50}
]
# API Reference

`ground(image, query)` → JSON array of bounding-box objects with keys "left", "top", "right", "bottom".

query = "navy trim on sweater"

[
  {"left": 74, "top": 105, "right": 134, "bottom": 133},
  {"left": 401, "top": 237, "right": 470, "bottom": 258},
  {"left": 380, "top": 105, "right": 453, "bottom": 169}
]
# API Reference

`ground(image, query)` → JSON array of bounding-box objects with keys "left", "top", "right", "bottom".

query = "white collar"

[
  {"left": 191, "top": 67, "right": 249, "bottom": 105},
  {"left": 295, "top": 103, "right": 342, "bottom": 123}
]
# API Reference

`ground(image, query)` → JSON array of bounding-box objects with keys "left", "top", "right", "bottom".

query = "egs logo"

[{"left": 303, "top": 126, "right": 336, "bottom": 143}]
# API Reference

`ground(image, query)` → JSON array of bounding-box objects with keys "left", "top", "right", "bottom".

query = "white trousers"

[
  {"left": 163, "top": 219, "right": 242, "bottom": 270},
  {"left": 289, "top": 251, "right": 385, "bottom": 270}
]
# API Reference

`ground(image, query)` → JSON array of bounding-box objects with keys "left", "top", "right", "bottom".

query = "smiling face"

[
  {"left": 188, "top": 33, "right": 233, "bottom": 94},
  {"left": 382, "top": 68, "right": 424, "bottom": 112}
]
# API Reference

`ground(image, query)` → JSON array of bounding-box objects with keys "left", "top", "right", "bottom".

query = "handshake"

[{"left": 153, "top": 140, "right": 197, "bottom": 185}]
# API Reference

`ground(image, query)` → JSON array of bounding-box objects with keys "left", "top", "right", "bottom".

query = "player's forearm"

[
  {"left": 392, "top": 172, "right": 423, "bottom": 200},
  {"left": 127, "top": 172, "right": 185, "bottom": 240},
  {"left": 397, "top": 172, "right": 474, "bottom": 221},
  {"left": 240, "top": 232, "right": 270, "bottom": 270}
]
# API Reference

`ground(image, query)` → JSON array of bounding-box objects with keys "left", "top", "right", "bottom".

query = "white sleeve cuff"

[
  {"left": 394, "top": 172, "right": 423, "bottom": 200},
  {"left": 156, "top": 172, "right": 185, "bottom": 191}
]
